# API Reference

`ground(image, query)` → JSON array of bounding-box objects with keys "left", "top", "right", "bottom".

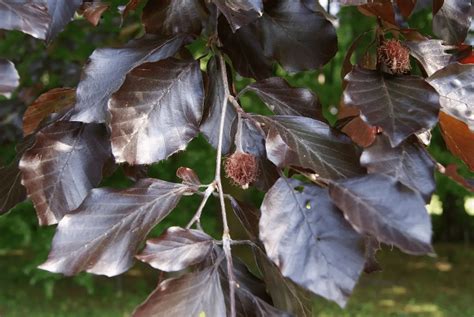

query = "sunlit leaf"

[
  {"left": 329, "top": 173, "right": 434, "bottom": 255},
  {"left": 212, "top": 0, "right": 263, "bottom": 32},
  {"left": 260, "top": 177, "right": 365, "bottom": 307},
  {"left": 406, "top": 40, "right": 456, "bottom": 76},
  {"left": 0, "top": 59, "right": 19, "bottom": 98},
  {"left": 133, "top": 265, "right": 226, "bottom": 317},
  {"left": 142, "top": 0, "right": 207, "bottom": 36},
  {"left": 0, "top": 0, "right": 50, "bottom": 39},
  {"left": 80, "top": 2, "right": 109, "bottom": 26},
  {"left": 45, "top": 0, "right": 82, "bottom": 42},
  {"left": 255, "top": 115, "right": 365, "bottom": 180},
  {"left": 108, "top": 58, "right": 203, "bottom": 165},
  {"left": 23, "top": 88, "right": 75, "bottom": 136},
  {"left": 69, "top": 34, "right": 190, "bottom": 123},
  {"left": 438, "top": 111, "right": 474, "bottom": 171},
  {"left": 39, "top": 178, "right": 195, "bottom": 276},
  {"left": 427, "top": 63, "right": 473, "bottom": 130},
  {"left": 433, "top": 0, "right": 472, "bottom": 44},
  {"left": 20, "top": 121, "right": 111, "bottom": 225},
  {"left": 360, "top": 135, "right": 436, "bottom": 202},
  {"left": 137, "top": 227, "right": 214, "bottom": 272},
  {"left": 344, "top": 66, "right": 440, "bottom": 147}
]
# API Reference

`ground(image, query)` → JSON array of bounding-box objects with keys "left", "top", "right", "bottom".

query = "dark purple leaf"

[
  {"left": 344, "top": 66, "right": 440, "bottom": 147},
  {"left": 133, "top": 265, "right": 226, "bottom": 317},
  {"left": 0, "top": 137, "right": 36, "bottom": 215},
  {"left": 229, "top": 197, "right": 260, "bottom": 240},
  {"left": 0, "top": 59, "right": 19, "bottom": 98},
  {"left": 45, "top": 0, "right": 82, "bottom": 42},
  {"left": 108, "top": 58, "right": 203, "bottom": 165},
  {"left": 433, "top": 0, "right": 472, "bottom": 44},
  {"left": 69, "top": 34, "right": 189, "bottom": 123},
  {"left": 212, "top": 0, "right": 263, "bottom": 32},
  {"left": 254, "top": 248, "right": 314, "bottom": 316},
  {"left": 122, "top": 164, "right": 148, "bottom": 182},
  {"left": 220, "top": 256, "right": 290, "bottom": 317},
  {"left": 427, "top": 63, "right": 473, "bottom": 130},
  {"left": 260, "top": 177, "right": 365, "bottom": 307},
  {"left": 218, "top": 17, "right": 273, "bottom": 80},
  {"left": 255, "top": 115, "right": 365, "bottom": 180},
  {"left": 360, "top": 135, "right": 436, "bottom": 202},
  {"left": 0, "top": 162, "right": 25, "bottom": 215},
  {"left": 328, "top": 173, "right": 434, "bottom": 255},
  {"left": 176, "top": 167, "right": 201, "bottom": 186},
  {"left": 200, "top": 56, "right": 237, "bottom": 154},
  {"left": 23, "top": 87, "right": 75, "bottom": 136},
  {"left": 406, "top": 40, "right": 456, "bottom": 76},
  {"left": 239, "top": 117, "right": 280, "bottom": 190},
  {"left": 142, "top": 0, "right": 207, "bottom": 36},
  {"left": 0, "top": 0, "right": 50, "bottom": 39},
  {"left": 39, "top": 178, "right": 195, "bottom": 276},
  {"left": 257, "top": 0, "right": 337, "bottom": 72},
  {"left": 19, "top": 121, "right": 111, "bottom": 225},
  {"left": 136, "top": 227, "right": 214, "bottom": 272},
  {"left": 363, "top": 235, "right": 382, "bottom": 274},
  {"left": 242, "top": 77, "right": 324, "bottom": 120}
]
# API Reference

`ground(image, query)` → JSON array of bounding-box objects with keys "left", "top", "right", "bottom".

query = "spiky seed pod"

[
  {"left": 377, "top": 39, "right": 411, "bottom": 74},
  {"left": 224, "top": 152, "right": 258, "bottom": 188}
]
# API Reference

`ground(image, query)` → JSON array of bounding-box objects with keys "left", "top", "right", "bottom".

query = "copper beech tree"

[{"left": 0, "top": 0, "right": 473, "bottom": 316}]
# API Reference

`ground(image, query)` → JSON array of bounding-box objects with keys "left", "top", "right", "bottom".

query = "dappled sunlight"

[
  {"left": 404, "top": 303, "right": 444, "bottom": 316},
  {"left": 435, "top": 261, "right": 453, "bottom": 272},
  {"left": 378, "top": 299, "right": 395, "bottom": 307}
]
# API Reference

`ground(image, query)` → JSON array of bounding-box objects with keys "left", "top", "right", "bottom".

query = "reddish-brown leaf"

[
  {"left": 23, "top": 88, "right": 75, "bottom": 136},
  {"left": 439, "top": 111, "right": 474, "bottom": 171},
  {"left": 81, "top": 2, "right": 109, "bottom": 26}
]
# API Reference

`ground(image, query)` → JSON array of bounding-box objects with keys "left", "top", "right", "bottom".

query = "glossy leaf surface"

[
  {"left": 137, "top": 227, "right": 214, "bottom": 272},
  {"left": 433, "top": 0, "right": 472, "bottom": 44},
  {"left": 39, "top": 179, "right": 194, "bottom": 276},
  {"left": 20, "top": 122, "right": 110, "bottom": 225},
  {"left": 0, "top": 59, "right": 19, "bottom": 98},
  {"left": 212, "top": 0, "right": 263, "bottom": 32},
  {"left": 406, "top": 40, "right": 456, "bottom": 76},
  {"left": 256, "top": 115, "right": 365, "bottom": 180},
  {"left": 45, "top": 0, "right": 82, "bottom": 42},
  {"left": 329, "top": 174, "right": 434, "bottom": 255},
  {"left": 344, "top": 67, "right": 440, "bottom": 147},
  {"left": 0, "top": 0, "right": 50, "bottom": 39},
  {"left": 360, "top": 135, "right": 436, "bottom": 202},
  {"left": 242, "top": 77, "right": 324, "bottom": 120},
  {"left": 260, "top": 177, "right": 365, "bottom": 307},
  {"left": 133, "top": 265, "right": 226, "bottom": 317},
  {"left": 23, "top": 88, "right": 75, "bottom": 136},
  {"left": 142, "top": 0, "right": 206, "bottom": 36},
  {"left": 109, "top": 58, "right": 203, "bottom": 165},
  {"left": 428, "top": 63, "right": 473, "bottom": 130},
  {"left": 69, "top": 35, "right": 189, "bottom": 123}
]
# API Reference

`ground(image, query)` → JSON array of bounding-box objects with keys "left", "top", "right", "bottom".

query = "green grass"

[{"left": 0, "top": 244, "right": 473, "bottom": 317}]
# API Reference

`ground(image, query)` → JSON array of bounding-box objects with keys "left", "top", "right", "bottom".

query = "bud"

[
  {"left": 377, "top": 39, "right": 411, "bottom": 74},
  {"left": 224, "top": 152, "right": 258, "bottom": 188}
]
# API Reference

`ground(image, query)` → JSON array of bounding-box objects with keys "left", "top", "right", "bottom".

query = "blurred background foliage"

[{"left": 0, "top": 1, "right": 473, "bottom": 316}]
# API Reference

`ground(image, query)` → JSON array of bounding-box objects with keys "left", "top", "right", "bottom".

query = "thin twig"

[
  {"left": 216, "top": 51, "right": 236, "bottom": 317},
  {"left": 186, "top": 183, "right": 215, "bottom": 229}
]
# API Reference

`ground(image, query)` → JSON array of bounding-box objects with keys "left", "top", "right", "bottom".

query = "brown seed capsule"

[
  {"left": 224, "top": 152, "right": 258, "bottom": 188},
  {"left": 377, "top": 39, "right": 411, "bottom": 74}
]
